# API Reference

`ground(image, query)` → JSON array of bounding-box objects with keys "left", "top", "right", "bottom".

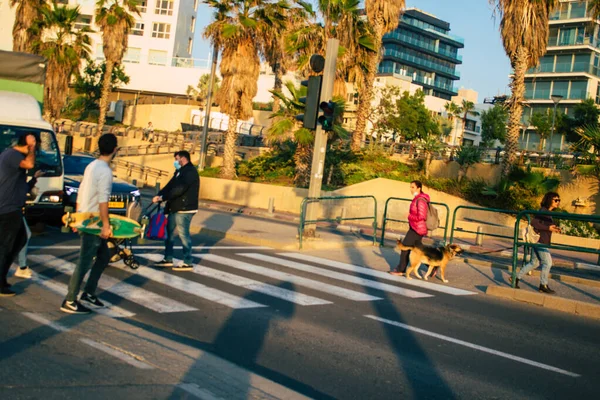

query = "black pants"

[
  {"left": 396, "top": 228, "right": 423, "bottom": 273},
  {"left": 0, "top": 210, "right": 27, "bottom": 289}
]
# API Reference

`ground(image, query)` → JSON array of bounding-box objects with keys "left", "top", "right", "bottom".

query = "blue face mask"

[{"left": 174, "top": 160, "right": 181, "bottom": 170}]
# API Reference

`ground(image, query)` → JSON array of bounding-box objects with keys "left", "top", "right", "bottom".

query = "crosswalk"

[{"left": 24, "top": 248, "right": 476, "bottom": 318}]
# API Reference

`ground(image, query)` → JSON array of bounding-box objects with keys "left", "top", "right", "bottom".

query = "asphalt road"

[{"left": 1, "top": 228, "right": 600, "bottom": 399}]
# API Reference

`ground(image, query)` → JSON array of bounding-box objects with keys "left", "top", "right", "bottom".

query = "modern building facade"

[
  {"left": 378, "top": 8, "right": 464, "bottom": 100},
  {"left": 523, "top": 0, "right": 600, "bottom": 151}
]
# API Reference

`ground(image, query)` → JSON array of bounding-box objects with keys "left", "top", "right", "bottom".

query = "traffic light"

[
  {"left": 317, "top": 101, "right": 335, "bottom": 131},
  {"left": 296, "top": 76, "right": 322, "bottom": 129}
]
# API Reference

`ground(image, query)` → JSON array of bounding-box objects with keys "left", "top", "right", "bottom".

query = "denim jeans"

[
  {"left": 0, "top": 210, "right": 26, "bottom": 289},
  {"left": 518, "top": 247, "right": 553, "bottom": 285},
  {"left": 65, "top": 232, "right": 110, "bottom": 302},
  {"left": 17, "top": 217, "right": 31, "bottom": 267},
  {"left": 165, "top": 212, "right": 194, "bottom": 265}
]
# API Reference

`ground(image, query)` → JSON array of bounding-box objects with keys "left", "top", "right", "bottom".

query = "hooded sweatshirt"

[{"left": 407, "top": 192, "right": 431, "bottom": 236}]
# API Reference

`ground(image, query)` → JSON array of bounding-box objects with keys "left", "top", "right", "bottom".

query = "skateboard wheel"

[
  {"left": 61, "top": 226, "right": 71, "bottom": 233},
  {"left": 130, "top": 261, "right": 140, "bottom": 270}
]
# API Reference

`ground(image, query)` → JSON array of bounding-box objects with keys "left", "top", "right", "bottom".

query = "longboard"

[{"left": 62, "top": 208, "right": 145, "bottom": 239}]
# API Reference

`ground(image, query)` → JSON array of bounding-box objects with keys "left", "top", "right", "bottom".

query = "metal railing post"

[{"left": 380, "top": 198, "right": 391, "bottom": 246}]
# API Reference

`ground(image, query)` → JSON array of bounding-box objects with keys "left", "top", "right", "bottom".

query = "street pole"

[
  {"left": 303, "top": 39, "right": 339, "bottom": 237},
  {"left": 550, "top": 102, "right": 557, "bottom": 153},
  {"left": 197, "top": 44, "right": 218, "bottom": 171}
]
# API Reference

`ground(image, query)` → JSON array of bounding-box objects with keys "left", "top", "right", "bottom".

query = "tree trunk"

[
  {"left": 271, "top": 60, "right": 282, "bottom": 114},
  {"left": 220, "top": 110, "right": 238, "bottom": 179},
  {"left": 294, "top": 142, "right": 312, "bottom": 188},
  {"left": 425, "top": 152, "right": 431, "bottom": 178},
  {"left": 97, "top": 59, "right": 115, "bottom": 136},
  {"left": 502, "top": 48, "right": 528, "bottom": 177}
]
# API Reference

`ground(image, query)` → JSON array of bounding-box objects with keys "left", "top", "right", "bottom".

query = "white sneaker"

[{"left": 15, "top": 267, "right": 32, "bottom": 279}]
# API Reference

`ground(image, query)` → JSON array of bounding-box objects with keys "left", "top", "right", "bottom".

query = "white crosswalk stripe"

[
  {"left": 30, "top": 255, "right": 197, "bottom": 314},
  {"left": 195, "top": 254, "right": 382, "bottom": 302},
  {"left": 239, "top": 254, "right": 433, "bottom": 299},
  {"left": 278, "top": 253, "right": 476, "bottom": 296},
  {"left": 137, "top": 254, "right": 332, "bottom": 306}
]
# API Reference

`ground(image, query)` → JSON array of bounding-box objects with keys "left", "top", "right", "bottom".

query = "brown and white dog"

[{"left": 396, "top": 241, "right": 463, "bottom": 283}]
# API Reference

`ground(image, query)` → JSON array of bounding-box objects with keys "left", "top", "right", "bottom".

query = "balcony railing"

[
  {"left": 527, "top": 61, "right": 600, "bottom": 77},
  {"left": 525, "top": 89, "right": 588, "bottom": 101},
  {"left": 547, "top": 35, "right": 598, "bottom": 48},
  {"left": 378, "top": 65, "right": 457, "bottom": 93},
  {"left": 402, "top": 17, "right": 465, "bottom": 44},
  {"left": 384, "top": 31, "right": 463, "bottom": 62},
  {"left": 382, "top": 48, "right": 460, "bottom": 78}
]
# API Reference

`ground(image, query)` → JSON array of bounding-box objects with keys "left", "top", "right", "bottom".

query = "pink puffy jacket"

[{"left": 407, "top": 192, "right": 430, "bottom": 236}]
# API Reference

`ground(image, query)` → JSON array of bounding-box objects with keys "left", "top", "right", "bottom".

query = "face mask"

[
  {"left": 174, "top": 160, "right": 181, "bottom": 170},
  {"left": 412, "top": 191, "right": 418, "bottom": 198}
]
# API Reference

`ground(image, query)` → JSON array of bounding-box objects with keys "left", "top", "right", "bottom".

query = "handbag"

[
  {"left": 521, "top": 224, "right": 540, "bottom": 244},
  {"left": 145, "top": 204, "right": 168, "bottom": 241}
]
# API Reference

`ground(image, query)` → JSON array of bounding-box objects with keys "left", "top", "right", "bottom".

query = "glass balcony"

[
  {"left": 382, "top": 48, "right": 460, "bottom": 78},
  {"left": 525, "top": 88, "right": 588, "bottom": 100},
  {"left": 402, "top": 17, "right": 464, "bottom": 44},
  {"left": 384, "top": 31, "right": 463, "bottom": 62},
  {"left": 527, "top": 62, "right": 600, "bottom": 77},
  {"left": 548, "top": 35, "right": 597, "bottom": 48},
  {"left": 378, "top": 65, "right": 457, "bottom": 93}
]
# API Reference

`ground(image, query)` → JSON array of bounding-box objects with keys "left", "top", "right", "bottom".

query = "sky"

[{"left": 192, "top": 0, "right": 512, "bottom": 102}]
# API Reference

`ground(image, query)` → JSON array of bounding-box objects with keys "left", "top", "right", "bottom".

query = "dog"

[{"left": 396, "top": 241, "right": 463, "bottom": 283}]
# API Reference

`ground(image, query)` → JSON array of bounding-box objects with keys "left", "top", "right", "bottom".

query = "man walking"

[
  {"left": 153, "top": 150, "right": 199, "bottom": 271},
  {"left": 61, "top": 134, "right": 118, "bottom": 314},
  {"left": 0, "top": 132, "right": 36, "bottom": 297}
]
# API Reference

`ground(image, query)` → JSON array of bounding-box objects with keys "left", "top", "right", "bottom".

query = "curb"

[
  {"left": 485, "top": 286, "right": 600, "bottom": 320},
  {"left": 461, "top": 257, "right": 600, "bottom": 289}
]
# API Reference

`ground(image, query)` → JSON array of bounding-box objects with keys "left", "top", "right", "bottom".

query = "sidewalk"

[{"left": 190, "top": 200, "right": 600, "bottom": 320}]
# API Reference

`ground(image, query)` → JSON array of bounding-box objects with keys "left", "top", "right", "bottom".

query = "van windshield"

[{"left": 0, "top": 125, "right": 62, "bottom": 177}]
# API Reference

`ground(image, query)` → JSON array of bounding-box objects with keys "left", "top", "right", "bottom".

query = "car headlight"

[
  {"left": 40, "top": 191, "right": 63, "bottom": 203},
  {"left": 65, "top": 185, "right": 78, "bottom": 196},
  {"left": 130, "top": 189, "right": 141, "bottom": 197}
]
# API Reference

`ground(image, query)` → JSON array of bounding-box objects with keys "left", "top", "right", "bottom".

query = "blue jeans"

[
  {"left": 18, "top": 217, "right": 31, "bottom": 267},
  {"left": 518, "top": 247, "right": 553, "bottom": 285},
  {"left": 66, "top": 233, "right": 109, "bottom": 302},
  {"left": 165, "top": 212, "right": 194, "bottom": 265}
]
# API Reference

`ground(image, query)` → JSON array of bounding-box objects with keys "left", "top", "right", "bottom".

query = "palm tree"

[
  {"left": 258, "top": 1, "right": 313, "bottom": 114},
  {"left": 351, "top": 0, "right": 405, "bottom": 151},
  {"left": 95, "top": 0, "right": 139, "bottom": 135},
  {"left": 10, "top": 0, "right": 47, "bottom": 53},
  {"left": 444, "top": 101, "right": 462, "bottom": 145},
  {"left": 205, "top": 0, "right": 286, "bottom": 179},
  {"left": 459, "top": 99, "right": 480, "bottom": 144},
  {"left": 31, "top": 3, "right": 91, "bottom": 121},
  {"left": 186, "top": 73, "right": 221, "bottom": 106},
  {"left": 490, "top": 0, "right": 559, "bottom": 176}
]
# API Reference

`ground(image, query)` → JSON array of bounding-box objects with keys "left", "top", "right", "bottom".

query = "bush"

[{"left": 556, "top": 217, "right": 600, "bottom": 239}]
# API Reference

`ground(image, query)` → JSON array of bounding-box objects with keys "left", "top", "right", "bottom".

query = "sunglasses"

[{"left": 553, "top": 198, "right": 561, "bottom": 203}]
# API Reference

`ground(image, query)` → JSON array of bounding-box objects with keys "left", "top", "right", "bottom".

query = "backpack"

[
  {"left": 521, "top": 224, "right": 540, "bottom": 244},
  {"left": 418, "top": 198, "right": 440, "bottom": 232},
  {"left": 145, "top": 206, "right": 168, "bottom": 241}
]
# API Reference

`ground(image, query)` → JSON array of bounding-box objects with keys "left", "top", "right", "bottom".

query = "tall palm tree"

[
  {"left": 258, "top": 1, "right": 313, "bottom": 113},
  {"left": 490, "top": 0, "right": 558, "bottom": 176},
  {"left": 459, "top": 99, "right": 480, "bottom": 144},
  {"left": 351, "top": 0, "right": 404, "bottom": 151},
  {"left": 444, "top": 101, "right": 462, "bottom": 145},
  {"left": 31, "top": 3, "right": 91, "bottom": 121},
  {"left": 205, "top": 0, "right": 287, "bottom": 179},
  {"left": 10, "top": 0, "right": 47, "bottom": 53},
  {"left": 95, "top": 0, "right": 139, "bottom": 135}
]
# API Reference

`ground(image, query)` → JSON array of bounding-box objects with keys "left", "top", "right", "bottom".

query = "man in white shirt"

[{"left": 61, "top": 134, "right": 117, "bottom": 314}]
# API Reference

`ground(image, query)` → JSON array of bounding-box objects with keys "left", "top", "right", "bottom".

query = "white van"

[{"left": 0, "top": 90, "right": 64, "bottom": 224}]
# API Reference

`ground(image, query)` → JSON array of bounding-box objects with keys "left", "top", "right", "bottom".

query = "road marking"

[
  {"left": 30, "top": 255, "right": 196, "bottom": 314},
  {"left": 176, "top": 383, "right": 225, "bottom": 400},
  {"left": 278, "top": 253, "right": 476, "bottom": 296},
  {"left": 112, "top": 257, "right": 267, "bottom": 309},
  {"left": 22, "top": 312, "right": 69, "bottom": 332},
  {"left": 365, "top": 315, "right": 580, "bottom": 378},
  {"left": 28, "top": 245, "right": 271, "bottom": 250},
  {"left": 28, "top": 270, "right": 135, "bottom": 318},
  {"left": 196, "top": 254, "right": 381, "bottom": 302},
  {"left": 139, "top": 254, "right": 331, "bottom": 306},
  {"left": 240, "top": 254, "right": 433, "bottom": 299},
  {"left": 80, "top": 338, "right": 154, "bottom": 370}
]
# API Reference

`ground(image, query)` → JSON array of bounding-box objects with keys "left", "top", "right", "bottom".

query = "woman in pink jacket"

[{"left": 390, "top": 180, "right": 430, "bottom": 276}]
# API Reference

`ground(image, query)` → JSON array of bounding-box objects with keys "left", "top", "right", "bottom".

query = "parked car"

[{"left": 63, "top": 154, "right": 140, "bottom": 215}]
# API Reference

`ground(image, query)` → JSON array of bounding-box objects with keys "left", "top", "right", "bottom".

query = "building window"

[
  {"left": 138, "top": 0, "right": 147, "bottom": 13},
  {"left": 75, "top": 14, "right": 92, "bottom": 30},
  {"left": 123, "top": 47, "right": 141, "bottom": 63},
  {"left": 190, "top": 16, "right": 195, "bottom": 33},
  {"left": 152, "top": 23, "right": 171, "bottom": 39},
  {"left": 95, "top": 44, "right": 104, "bottom": 60},
  {"left": 187, "top": 38, "right": 193, "bottom": 54},
  {"left": 148, "top": 49, "right": 168, "bottom": 65},
  {"left": 465, "top": 119, "right": 477, "bottom": 132},
  {"left": 131, "top": 22, "right": 144, "bottom": 36},
  {"left": 155, "top": 0, "right": 174, "bottom": 16}
]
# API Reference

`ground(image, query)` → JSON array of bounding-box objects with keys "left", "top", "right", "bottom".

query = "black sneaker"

[
  {"left": 539, "top": 285, "right": 555, "bottom": 294},
  {"left": 172, "top": 264, "right": 193, "bottom": 272},
  {"left": 0, "top": 287, "right": 16, "bottom": 297},
  {"left": 155, "top": 259, "right": 173, "bottom": 267},
  {"left": 80, "top": 293, "right": 105, "bottom": 307},
  {"left": 60, "top": 300, "right": 91, "bottom": 314}
]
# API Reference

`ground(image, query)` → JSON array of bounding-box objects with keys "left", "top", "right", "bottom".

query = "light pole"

[
  {"left": 549, "top": 94, "right": 563, "bottom": 152},
  {"left": 197, "top": 44, "right": 219, "bottom": 171}
]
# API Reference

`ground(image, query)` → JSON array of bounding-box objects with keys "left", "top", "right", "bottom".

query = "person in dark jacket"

[
  {"left": 514, "top": 192, "right": 562, "bottom": 294},
  {"left": 390, "top": 180, "right": 430, "bottom": 276},
  {"left": 152, "top": 150, "right": 200, "bottom": 271}
]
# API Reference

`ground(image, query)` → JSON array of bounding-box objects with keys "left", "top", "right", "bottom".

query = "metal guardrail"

[
  {"left": 510, "top": 211, "right": 600, "bottom": 287},
  {"left": 298, "top": 196, "right": 378, "bottom": 249},
  {"left": 380, "top": 197, "right": 450, "bottom": 245},
  {"left": 449, "top": 205, "right": 521, "bottom": 244}
]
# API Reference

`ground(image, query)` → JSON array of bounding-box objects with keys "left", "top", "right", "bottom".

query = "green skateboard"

[{"left": 61, "top": 207, "right": 146, "bottom": 239}]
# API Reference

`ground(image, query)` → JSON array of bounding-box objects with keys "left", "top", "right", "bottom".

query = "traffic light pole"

[{"left": 303, "top": 39, "right": 339, "bottom": 237}]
